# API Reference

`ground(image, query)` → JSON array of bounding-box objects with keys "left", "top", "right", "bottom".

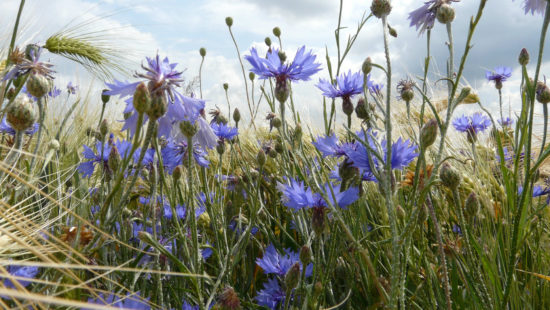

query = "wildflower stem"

[
  {"left": 446, "top": 22, "right": 454, "bottom": 96},
  {"left": 29, "top": 97, "right": 44, "bottom": 171},
  {"left": 541, "top": 103, "right": 548, "bottom": 155},
  {"left": 4, "top": 130, "right": 23, "bottom": 168},
  {"left": 426, "top": 196, "right": 452, "bottom": 310},
  {"left": 55, "top": 98, "right": 80, "bottom": 141},
  {"left": 7, "top": 0, "right": 25, "bottom": 62},
  {"left": 502, "top": 4, "right": 550, "bottom": 308},
  {"left": 199, "top": 56, "right": 205, "bottom": 99},
  {"left": 381, "top": 15, "right": 399, "bottom": 308},
  {"left": 498, "top": 88, "right": 504, "bottom": 126}
]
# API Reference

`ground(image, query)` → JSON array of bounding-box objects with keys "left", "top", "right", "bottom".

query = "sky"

[{"left": 1, "top": 0, "right": 549, "bottom": 130}]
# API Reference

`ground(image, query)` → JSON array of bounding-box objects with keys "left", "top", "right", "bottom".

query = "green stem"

[
  {"left": 7, "top": 0, "right": 25, "bottom": 62},
  {"left": 199, "top": 56, "right": 205, "bottom": 99},
  {"left": 29, "top": 97, "right": 44, "bottom": 171}
]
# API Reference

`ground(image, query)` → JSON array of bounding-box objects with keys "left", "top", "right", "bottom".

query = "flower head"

[
  {"left": 3, "top": 45, "right": 55, "bottom": 81},
  {"left": 245, "top": 46, "right": 321, "bottom": 83},
  {"left": 517, "top": 0, "right": 547, "bottom": 15},
  {"left": 85, "top": 292, "right": 150, "bottom": 310},
  {"left": 317, "top": 70, "right": 363, "bottom": 99},
  {"left": 78, "top": 138, "right": 132, "bottom": 178},
  {"left": 255, "top": 277, "right": 286, "bottom": 310},
  {"left": 0, "top": 117, "right": 38, "bottom": 136},
  {"left": 499, "top": 117, "right": 514, "bottom": 128},
  {"left": 486, "top": 66, "right": 512, "bottom": 87},
  {"left": 256, "top": 244, "right": 313, "bottom": 277},
  {"left": 408, "top": 0, "right": 460, "bottom": 35},
  {"left": 2, "top": 265, "right": 39, "bottom": 288},
  {"left": 211, "top": 122, "right": 238, "bottom": 141},
  {"left": 452, "top": 113, "right": 492, "bottom": 135},
  {"left": 312, "top": 134, "right": 348, "bottom": 157},
  {"left": 67, "top": 81, "right": 78, "bottom": 94}
]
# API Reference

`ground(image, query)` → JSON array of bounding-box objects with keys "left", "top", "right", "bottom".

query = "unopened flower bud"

[
  {"left": 299, "top": 245, "right": 312, "bottom": 266},
  {"left": 180, "top": 121, "right": 198, "bottom": 138},
  {"left": 268, "top": 148, "right": 278, "bottom": 158},
  {"left": 284, "top": 262, "right": 301, "bottom": 291},
  {"left": 99, "top": 119, "right": 109, "bottom": 137},
  {"left": 108, "top": 145, "right": 121, "bottom": 173},
  {"left": 133, "top": 82, "right": 151, "bottom": 114},
  {"left": 420, "top": 118, "right": 438, "bottom": 149},
  {"left": 217, "top": 143, "right": 226, "bottom": 155},
  {"left": 26, "top": 73, "right": 51, "bottom": 98},
  {"left": 275, "top": 140, "right": 284, "bottom": 154},
  {"left": 271, "top": 117, "right": 282, "bottom": 129},
  {"left": 436, "top": 4, "right": 455, "bottom": 24},
  {"left": 147, "top": 93, "right": 167, "bottom": 120},
  {"left": 440, "top": 162, "right": 461, "bottom": 189},
  {"left": 464, "top": 192, "right": 479, "bottom": 219},
  {"left": 355, "top": 98, "right": 369, "bottom": 120},
  {"left": 257, "top": 149, "right": 266, "bottom": 167},
  {"left": 173, "top": 166, "right": 182, "bottom": 181},
  {"left": 101, "top": 89, "right": 110, "bottom": 104},
  {"left": 339, "top": 160, "right": 359, "bottom": 182},
  {"left": 265, "top": 37, "right": 272, "bottom": 46},
  {"left": 223, "top": 83, "right": 229, "bottom": 91},
  {"left": 536, "top": 82, "right": 550, "bottom": 104},
  {"left": 272, "top": 27, "right": 281, "bottom": 37},
  {"left": 342, "top": 97, "right": 354, "bottom": 116},
  {"left": 388, "top": 24, "right": 397, "bottom": 37},
  {"left": 312, "top": 207, "right": 327, "bottom": 236},
  {"left": 217, "top": 286, "right": 241, "bottom": 310},
  {"left": 293, "top": 124, "right": 302, "bottom": 141},
  {"left": 397, "top": 79, "right": 415, "bottom": 102},
  {"left": 370, "top": 0, "right": 392, "bottom": 18},
  {"left": 519, "top": 48, "right": 530, "bottom": 66},
  {"left": 362, "top": 57, "right": 372, "bottom": 75},
  {"left": 199, "top": 47, "right": 207, "bottom": 57},
  {"left": 275, "top": 80, "right": 290, "bottom": 103},
  {"left": 278, "top": 51, "right": 287, "bottom": 63},
  {"left": 7, "top": 96, "right": 36, "bottom": 131},
  {"left": 225, "top": 17, "right": 233, "bottom": 27},
  {"left": 6, "top": 88, "right": 16, "bottom": 101},
  {"left": 233, "top": 108, "right": 241, "bottom": 124},
  {"left": 249, "top": 72, "right": 255, "bottom": 81}
]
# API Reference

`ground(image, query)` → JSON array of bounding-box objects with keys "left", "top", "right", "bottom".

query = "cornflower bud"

[
  {"left": 370, "top": 0, "right": 392, "bottom": 18},
  {"left": 362, "top": 57, "right": 373, "bottom": 75},
  {"left": 299, "top": 245, "right": 312, "bottom": 266},
  {"left": 257, "top": 149, "right": 267, "bottom": 167},
  {"left": 7, "top": 96, "right": 36, "bottom": 131},
  {"left": 265, "top": 37, "right": 272, "bottom": 46},
  {"left": 26, "top": 73, "right": 51, "bottom": 98},
  {"left": 108, "top": 145, "right": 121, "bottom": 173},
  {"left": 536, "top": 81, "right": 550, "bottom": 104},
  {"left": 6, "top": 88, "right": 16, "bottom": 101},
  {"left": 293, "top": 123, "right": 303, "bottom": 141},
  {"left": 99, "top": 119, "right": 109, "bottom": 137},
  {"left": 223, "top": 83, "right": 229, "bottom": 91},
  {"left": 420, "top": 118, "right": 438, "bottom": 149},
  {"left": 199, "top": 47, "right": 207, "bottom": 57},
  {"left": 133, "top": 82, "right": 151, "bottom": 114},
  {"left": 225, "top": 17, "right": 233, "bottom": 27},
  {"left": 465, "top": 192, "right": 480, "bottom": 219},
  {"left": 519, "top": 48, "right": 530, "bottom": 66},
  {"left": 272, "top": 27, "right": 281, "bottom": 37},
  {"left": 272, "top": 117, "right": 282, "bottom": 129},
  {"left": 173, "top": 166, "right": 182, "bottom": 181},
  {"left": 284, "top": 262, "right": 301, "bottom": 291},
  {"left": 388, "top": 24, "right": 397, "bottom": 37},
  {"left": 249, "top": 72, "right": 255, "bottom": 81},
  {"left": 180, "top": 121, "right": 198, "bottom": 138},
  {"left": 312, "top": 207, "right": 327, "bottom": 236},
  {"left": 217, "top": 286, "right": 241, "bottom": 310},
  {"left": 355, "top": 97, "right": 369, "bottom": 120},
  {"left": 233, "top": 108, "right": 241, "bottom": 124},
  {"left": 436, "top": 4, "right": 455, "bottom": 24},
  {"left": 440, "top": 162, "right": 461, "bottom": 189},
  {"left": 147, "top": 93, "right": 167, "bottom": 120},
  {"left": 275, "top": 80, "right": 290, "bottom": 103},
  {"left": 101, "top": 89, "right": 110, "bottom": 104},
  {"left": 397, "top": 79, "right": 415, "bottom": 102}
]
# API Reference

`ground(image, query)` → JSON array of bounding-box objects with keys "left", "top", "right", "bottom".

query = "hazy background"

[{"left": 1, "top": 0, "right": 549, "bottom": 130}]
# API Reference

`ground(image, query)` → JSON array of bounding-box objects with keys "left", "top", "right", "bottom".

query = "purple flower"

[
  {"left": 452, "top": 224, "right": 462, "bottom": 235},
  {"left": 67, "top": 82, "right": 78, "bottom": 94},
  {"left": 84, "top": 292, "right": 150, "bottom": 309},
  {"left": 161, "top": 139, "right": 210, "bottom": 172},
  {"left": 256, "top": 244, "right": 312, "bottom": 277},
  {"left": 321, "top": 183, "right": 359, "bottom": 209},
  {"left": 77, "top": 137, "right": 132, "bottom": 178},
  {"left": 345, "top": 137, "right": 418, "bottom": 174},
  {"left": 452, "top": 113, "right": 492, "bottom": 134},
  {"left": 0, "top": 117, "right": 38, "bottom": 135},
  {"left": 486, "top": 66, "right": 512, "bottom": 85},
  {"left": 388, "top": 138, "right": 420, "bottom": 170},
  {"left": 317, "top": 70, "right": 363, "bottom": 99},
  {"left": 2, "top": 265, "right": 39, "bottom": 288},
  {"left": 211, "top": 122, "right": 238, "bottom": 141},
  {"left": 245, "top": 46, "right": 321, "bottom": 82},
  {"left": 499, "top": 117, "right": 514, "bottom": 127},
  {"left": 408, "top": 0, "right": 460, "bottom": 35},
  {"left": 3, "top": 46, "right": 55, "bottom": 81},
  {"left": 312, "top": 134, "right": 348, "bottom": 157},
  {"left": 516, "top": 0, "right": 547, "bottom": 15},
  {"left": 277, "top": 178, "right": 315, "bottom": 210},
  {"left": 255, "top": 277, "right": 286, "bottom": 309}
]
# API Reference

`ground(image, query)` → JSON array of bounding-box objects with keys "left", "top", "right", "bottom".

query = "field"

[{"left": 2, "top": 0, "right": 550, "bottom": 309}]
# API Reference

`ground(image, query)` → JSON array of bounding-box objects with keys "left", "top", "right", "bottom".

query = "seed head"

[
  {"left": 536, "top": 81, "right": 550, "bottom": 104},
  {"left": 371, "top": 0, "right": 392, "bottom": 18},
  {"left": 440, "top": 162, "right": 461, "bottom": 189},
  {"left": 26, "top": 73, "right": 51, "bottom": 98},
  {"left": 7, "top": 96, "right": 36, "bottom": 131},
  {"left": 299, "top": 245, "right": 312, "bottom": 266},
  {"left": 436, "top": 4, "right": 455, "bottom": 24}
]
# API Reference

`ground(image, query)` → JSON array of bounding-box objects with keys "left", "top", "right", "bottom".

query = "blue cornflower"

[
  {"left": 2, "top": 265, "right": 39, "bottom": 288},
  {"left": 255, "top": 277, "right": 286, "bottom": 310},
  {"left": 345, "top": 137, "right": 418, "bottom": 175},
  {"left": 3, "top": 46, "right": 55, "bottom": 81},
  {"left": 452, "top": 224, "right": 462, "bottom": 235},
  {"left": 515, "top": 0, "right": 547, "bottom": 15},
  {"left": 533, "top": 185, "right": 550, "bottom": 197},
  {"left": 105, "top": 53, "right": 216, "bottom": 149},
  {"left": 368, "top": 78, "right": 384, "bottom": 96},
  {"left": 452, "top": 113, "right": 492, "bottom": 140},
  {"left": 499, "top": 117, "right": 514, "bottom": 127},
  {"left": 256, "top": 244, "right": 313, "bottom": 277},
  {"left": 277, "top": 178, "right": 315, "bottom": 210},
  {"left": 321, "top": 183, "right": 359, "bottom": 209},
  {"left": 67, "top": 82, "right": 78, "bottom": 94},
  {"left": 317, "top": 70, "right": 363, "bottom": 99},
  {"left": 211, "top": 122, "right": 238, "bottom": 141},
  {"left": 408, "top": 0, "right": 460, "bottom": 35},
  {"left": 161, "top": 139, "right": 210, "bottom": 172},
  {"left": 85, "top": 292, "right": 150, "bottom": 310},
  {"left": 312, "top": 134, "right": 350, "bottom": 157},
  {"left": 0, "top": 117, "right": 38, "bottom": 136},
  {"left": 245, "top": 46, "right": 321, "bottom": 83},
  {"left": 77, "top": 138, "right": 132, "bottom": 178},
  {"left": 486, "top": 66, "right": 512, "bottom": 88}
]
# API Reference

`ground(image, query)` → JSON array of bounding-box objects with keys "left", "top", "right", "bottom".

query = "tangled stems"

[{"left": 502, "top": 5, "right": 550, "bottom": 308}]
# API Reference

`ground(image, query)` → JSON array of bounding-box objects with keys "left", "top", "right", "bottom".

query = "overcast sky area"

[{"left": 1, "top": 0, "right": 549, "bottom": 130}]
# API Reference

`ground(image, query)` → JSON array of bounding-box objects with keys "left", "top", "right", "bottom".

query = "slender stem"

[
  {"left": 426, "top": 197, "right": 452, "bottom": 310},
  {"left": 187, "top": 135, "right": 203, "bottom": 309},
  {"left": 199, "top": 56, "right": 205, "bottom": 99},
  {"left": 55, "top": 97, "right": 80, "bottom": 140},
  {"left": 446, "top": 22, "right": 454, "bottom": 95},
  {"left": 97, "top": 101, "right": 107, "bottom": 129},
  {"left": 29, "top": 97, "right": 44, "bottom": 171},
  {"left": 541, "top": 103, "right": 548, "bottom": 155},
  {"left": 498, "top": 88, "right": 504, "bottom": 125},
  {"left": 227, "top": 26, "right": 254, "bottom": 128},
  {"left": 7, "top": 0, "right": 25, "bottom": 63},
  {"left": 502, "top": 5, "right": 550, "bottom": 308}
]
